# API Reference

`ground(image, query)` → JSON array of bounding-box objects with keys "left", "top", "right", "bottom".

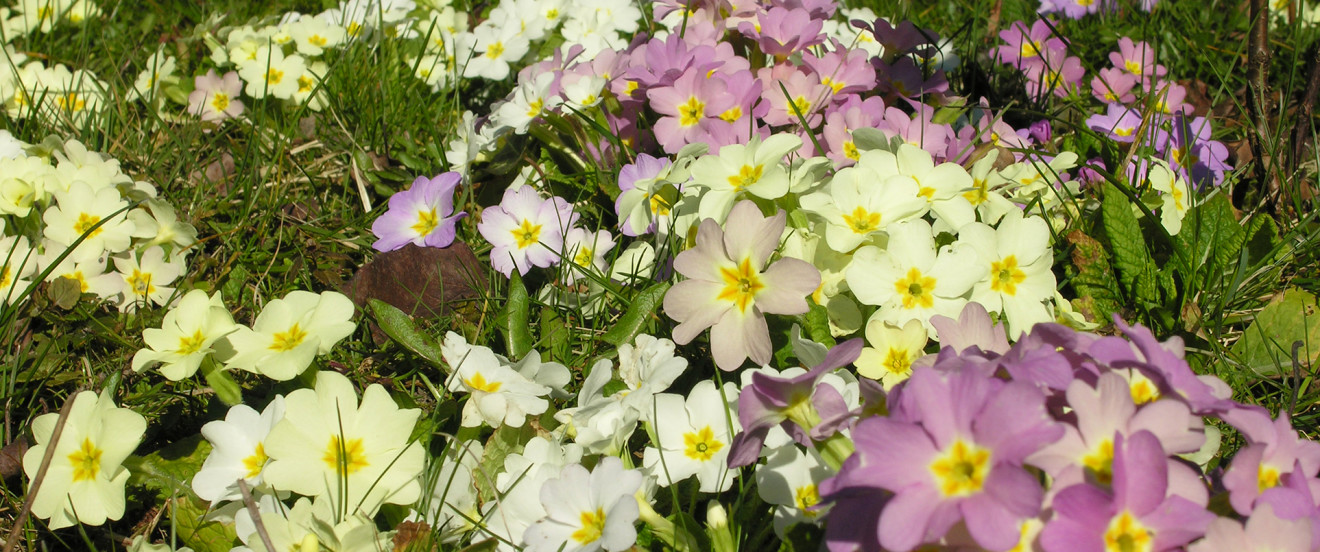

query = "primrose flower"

[
  {"left": 835, "top": 365, "right": 1063, "bottom": 551},
  {"left": 223, "top": 290, "right": 357, "bottom": 381},
  {"left": 478, "top": 185, "right": 578, "bottom": 277},
  {"left": 188, "top": 70, "right": 245, "bottom": 122},
  {"left": 755, "top": 445, "right": 835, "bottom": 536},
  {"left": 1144, "top": 159, "right": 1191, "bottom": 235},
  {"left": 643, "top": 380, "right": 742, "bottom": 493},
  {"left": 192, "top": 397, "right": 286, "bottom": 505},
  {"left": 1, "top": 235, "right": 37, "bottom": 306},
  {"left": 523, "top": 457, "right": 642, "bottom": 552},
  {"left": 371, "top": 171, "right": 466, "bottom": 252},
  {"left": 237, "top": 46, "right": 306, "bottom": 100},
  {"left": 22, "top": 389, "right": 147, "bottom": 530},
  {"left": 798, "top": 150, "right": 927, "bottom": 253},
  {"left": 262, "top": 371, "right": 425, "bottom": 518},
  {"left": 1221, "top": 407, "right": 1320, "bottom": 516},
  {"left": 663, "top": 200, "right": 820, "bottom": 371},
  {"left": 1040, "top": 431, "right": 1215, "bottom": 552},
  {"left": 688, "top": 133, "right": 802, "bottom": 221},
  {"left": 42, "top": 181, "right": 138, "bottom": 260},
  {"left": 1189, "top": 503, "right": 1314, "bottom": 552},
  {"left": 132, "top": 289, "right": 238, "bottom": 380},
  {"left": 647, "top": 67, "right": 733, "bottom": 153},
  {"left": 129, "top": 50, "right": 176, "bottom": 103},
  {"left": 855, "top": 316, "right": 927, "bottom": 389},
  {"left": 104, "top": 246, "right": 186, "bottom": 312},
  {"left": 561, "top": 228, "right": 616, "bottom": 283},
  {"left": 441, "top": 332, "right": 554, "bottom": 428},
  {"left": 957, "top": 211, "right": 1058, "bottom": 339}
]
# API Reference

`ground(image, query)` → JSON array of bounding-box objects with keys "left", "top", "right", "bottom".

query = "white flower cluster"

[
  {"left": 0, "top": 131, "right": 196, "bottom": 311},
  {"left": 0, "top": 0, "right": 100, "bottom": 37},
  {"left": 1, "top": 46, "right": 109, "bottom": 126}
]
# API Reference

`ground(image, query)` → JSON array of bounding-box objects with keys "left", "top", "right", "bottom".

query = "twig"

[
  {"left": 237, "top": 479, "right": 277, "bottom": 552},
  {"left": 1246, "top": 0, "right": 1277, "bottom": 200},
  {"left": 1290, "top": 42, "right": 1320, "bottom": 177},
  {"left": 3, "top": 396, "right": 77, "bottom": 552}
]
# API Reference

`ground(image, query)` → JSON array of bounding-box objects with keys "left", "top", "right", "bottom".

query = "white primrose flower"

[
  {"left": 0, "top": 129, "right": 26, "bottom": 159},
  {"left": 129, "top": 49, "right": 176, "bottom": 102},
  {"left": 36, "top": 245, "right": 109, "bottom": 300},
  {"left": 643, "top": 380, "right": 742, "bottom": 493},
  {"left": 52, "top": 138, "right": 135, "bottom": 197},
  {"left": 689, "top": 133, "right": 802, "bottom": 222},
  {"left": 192, "top": 397, "right": 286, "bottom": 505},
  {"left": 855, "top": 316, "right": 928, "bottom": 389},
  {"left": 132, "top": 290, "right": 238, "bottom": 380},
  {"left": 441, "top": 331, "right": 555, "bottom": 428},
  {"left": 101, "top": 246, "right": 186, "bottom": 312},
  {"left": 223, "top": 290, "right": 357, "bottom": 381},
  {"left": 778, "top": 225, "right": 864, "bottom": 337},
  {"left": 460, "top": 23, "right": 529, "bottom": 81},
  {"left": 524, "top": 457, "right": 643, "bottom": 552},
  {"left": 1145, "top": 158, "right": 1192, "bottom": 236},
  {"left": 491, "top": 71, "right": 559, "bottom": 134},
  {"left": 561, "top": 228, "right": 616, "bottom": 284},
  {"left": 608, "top": 241, "right": 657, "bottom": 284},
  {"left": 755, "top": 445, "right": 834, "bottom": 536},
  {"left": 0, "top": 155, "right": 58, "bottom": 216},
  {"left": 844, "top": 219, "right": 986, "bottom": 335},
  {"left": 0, "top": 235, "right": 37, "bottom": 306},
  {"left": 880, "top": 143, "right": 977, "bottom": 230},
  {"left": 263, "top": 371, "right": 425, "bottom": 518},
  {"left": 957, "top": 211, "right": 1058, "bottom": 339},
  {"left": 288, "top": 16, "right": 345, "bottom": 56},
  {"left": 965, "top": 152, "right": 1020, "bottom": 225},
  {"left": 139, "top": 199, "right": 199, "bottom": 252},
  {"left": 42, "top": 181, "right": 138, "bottom": 261},
  {"left": 798, "top": 152, "right": 927, "bottom": 254},
  {"left": 482, "top": 436, "right": 584, "bottom": 552},
  {"left": 236, "top": 46, "right": 306, "bottom": 100}
]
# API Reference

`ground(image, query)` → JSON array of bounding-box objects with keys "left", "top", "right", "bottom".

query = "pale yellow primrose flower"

[
  {"left": 262, "top": 371, "right": 425, "bottom": 519},
  {"left": 132, "top": 289, "right": 238, "bottom": 380},
  {"left": 223, "top": 290, "right": 356, "bottom": 381},
  {"left": 855, "top": 315, "right": 928, "bottom": 389},
  {"left": 21, "top": 389, "right": 146, "bottom": 530}
]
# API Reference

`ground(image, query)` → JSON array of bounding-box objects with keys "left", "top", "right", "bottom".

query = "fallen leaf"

[{"left": 343, "top": 242, "right": 488, "bottom": 340}]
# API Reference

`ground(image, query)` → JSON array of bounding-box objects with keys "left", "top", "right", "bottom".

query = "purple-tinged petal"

[{"left": 878, "top": 486, "right": 942, "bottom": 552}]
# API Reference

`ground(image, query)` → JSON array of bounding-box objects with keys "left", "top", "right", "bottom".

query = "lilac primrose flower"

[
  {"left": 1040, "top": 431, "right": 1216, "bottom": 552},
  {"left": 829, "top": 365, "right": 1063, "bottom": 551},
  {"left": 726, "top": 338, "right": 863, "bottom": 469},
  {"left": 1221, "top": 407, "right": 1320, "bottom": 516},
  {"left": 1088, "top": 318, "right": 1234, "bottom": 415},
  {"left": 1086, "top": 103, "right": 1144, "bottom": 143},
  {"left": 477, "top": 185, "right": 579, "bottom": 277},
  {"left": 371, "top": 172, "right": 466, "bottom": 252},
  {"left": 663, "top": 200, "right": 820, "bottom": 371}
]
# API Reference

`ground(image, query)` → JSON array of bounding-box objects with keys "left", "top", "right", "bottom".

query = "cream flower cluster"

[
  {"left": 1, "top": 46, "right": 109, "bottom": 127},
  {"left": 0, "top": 132, "right": 197, "bottom": 311},
  {"left": 0, "top": 0, "right": 100, "bottom": 37}
]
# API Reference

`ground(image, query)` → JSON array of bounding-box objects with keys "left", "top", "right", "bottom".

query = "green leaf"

[
  {"left": 1175, "top": 193, "right": 1245, "bottom": 278},
  {"left": 369, "top": 299, "right": 447, "bottom": 371},
  {"left": 125, "top": 434, "right": 211, "bottom": 501},
  {"left": 601, "top": 282, "right": 671, "bottom": 346},
  {"left": 540, "top": 306, "right": 571, "bottom": 361},
  {"left": 1066, "top": 230, "right": 1124, "bottom": 323},
  {"left": 200, "top": 357, "right": 243, "bottom": 406},
  {"left": 47, "top": 276, "right": 80, "bottom": 309},
  {"left": 477, "top": 423, "right": 537, "bottom": 502},
  {"left": 1243, "top": 214, "right": 1282, "bottom": 267},
  {"left": 1101, "top": 182, "right": 1156, "bottom": 302},
  {"left": 172, "top": 495, "right": 238, "bottom": 552},
  {"left": 500, "top": 271, "right": 533, "bottom": 359},
  {"left": 802, "top": 301, "right": 836, "bottom": 348},
  {"left": 1230, "top": 288, "right": 1320, "bottom": 377}
]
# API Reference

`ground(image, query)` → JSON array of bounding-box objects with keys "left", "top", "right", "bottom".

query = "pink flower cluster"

[{"left": 735, "top": 306, "right": 1320, "bottom": 552}]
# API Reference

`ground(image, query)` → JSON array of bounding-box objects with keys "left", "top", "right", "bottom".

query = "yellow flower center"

[
  {"left": 1020, "top": 40, "right": 1043, "bottom": 59},
  {"left": 794, "top": 485, "right": 821, "bottom": 518},
  {"left": 1115, "top": 127, "right": 1134, "bottom": 137},
  {"left": 1128, "top": 373, "right": 1160, "bottom": 404},
  {"left": 485, "top": 41, "right": 505, "bottom": 59},
  {"left": 573, "top": 246, "right": 594, "bottom": 268},
  {"left": 843, "top": 141, "right": 859, "bottom": 161},
  {"left": 572, "top": 507, "right": 607, "bottom": 544},
  {"left": 73, "top": 212, "right": 103, "bottom": 238},
  {"left": 243, "top": 442, "right": 268, "bottom": 479},
  {"left": 57, "top": 93, "right": 86, "bottom": 112},
  {"left": 990, "top": 255, "right": 1027, "bottom": 296},
  {"left": 68, "top": 437, "right": 103, "bottom": 482},
  {"left": 789, "top": 96, "right": 812, "bottom": 116},
  {"left": 929, "top": 439, "right": 991, "bottom": 497},
  {"left": 127, "top": 269, "right": 155, "bottom": 297},
  {"left": 265, "top": 68, "right": 284, "bottom": 86},
  {"left": 717, "top": 257, "right": 764, "bottom": 313},
  {"left": 842, "top": 206, "right": 881, "bottom": 235},
  {"left": 178, "top": 329, "right": 208, "bottom": 355},
  {"left": 719, "top": 106, "right": 742, "bottom": 123},
  {"left": 678, "top": 96, "right": 704, "bottom": 127},
  {"left": 526, "top": 98, "right": 544, "bottom": 117},
  {"left": 465, "top": 372, "right": 502, "bottom": 393},
  {"left": 884, "top": 347, "right": 913, "bottom": 376},
  {"left": 649, "top": 194, "right": 672, "bottom": 216},
  {"left": 309, "top": 35, "right": 327, "bottom": 47},
  {"left": 322, "top": 435, "right": 369, "bottom": 475},
  {"left": 1081, "top": 438, "right": 1115, "bottom": 486},
  {"left": 412, "top": 207, "right": 439, "bottom": 236},
  {"left": 1259, "top": 464, "right": 1281, "bottom": 493},
  {"left": 727, "top": 165, "right": 764, "bottom": 192},
  {"left": 346, "top": 21, "right": 363, "bottom": 37},
  {"left": 1103, "top": 510, "right": 1153, "bottom": 552},
  {"left": 964, "top": 179, "right": 989, "bottom": 205},
  {"left": 298, "top": 75, "right": 315, "bottom": 94},
  {"left": 895, "top": 267, "right": 936, "bottom": 309},
  {"left": 0, "top": 267, "right": 10, "bottom": 289},
  {"left": 511, "top": 219, "right": 543, "bottom": 249},
  {"left": 270, "top": 323, "right": 309, "bottom": 352},
  {"left": 211, "top": 92, "right": 230, "bottom": 112},
  {"left": 683, "top": 426, "right": 725, "bottom": 461},
  {"left": 1125, "top": 59, "right": 1142, "bottom": 75},
  {"left": 821, "top": 76, "right": 845, "bottom": 94}
]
